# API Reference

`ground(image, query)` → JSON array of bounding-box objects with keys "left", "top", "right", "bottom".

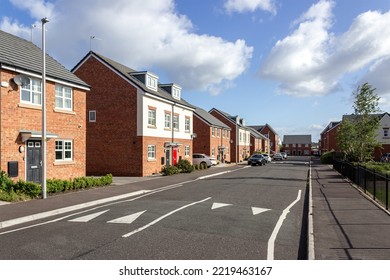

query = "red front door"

[{"left": 173, "top": 148, "right": 178, "bottom": 165}]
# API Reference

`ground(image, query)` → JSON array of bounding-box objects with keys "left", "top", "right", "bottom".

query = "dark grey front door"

[{"left": 26, "top": 140, "right": 41, "bottom": 183}]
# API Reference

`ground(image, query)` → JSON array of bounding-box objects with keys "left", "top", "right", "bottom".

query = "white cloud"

[
  {"left": 1, "top": 0, "right": 253, "bottom": 94},
  {"left": 259, "top": 0, "right": 390, "bottom": 98},
  {"left": 224, "top": 0, "right": 277, "bottom": 14}
]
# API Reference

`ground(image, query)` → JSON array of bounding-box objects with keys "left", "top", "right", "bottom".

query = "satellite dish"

[{"left": 13, "top": 74, "right": 30, "bottom": 87}]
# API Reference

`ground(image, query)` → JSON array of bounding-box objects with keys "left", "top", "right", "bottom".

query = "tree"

[{"left": 337, "top": 83, "right": 381, "bottom": 162}]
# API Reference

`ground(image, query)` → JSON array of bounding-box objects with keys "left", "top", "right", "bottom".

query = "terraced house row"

[{"left": 0, "top": 30, "right": 273, "bottom": 181}]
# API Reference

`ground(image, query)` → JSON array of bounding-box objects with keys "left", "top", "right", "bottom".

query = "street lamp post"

[{"left": 41, "top": 17, "right": 49, "bottom": 199}]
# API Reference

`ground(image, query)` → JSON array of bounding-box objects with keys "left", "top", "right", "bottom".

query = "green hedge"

[{"left": 0, "top": 172, "right": 113, "bottom": 202}]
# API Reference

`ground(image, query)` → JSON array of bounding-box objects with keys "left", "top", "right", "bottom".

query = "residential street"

[{"left": 0, "top": 160, "right": 309, "bottom": 260}]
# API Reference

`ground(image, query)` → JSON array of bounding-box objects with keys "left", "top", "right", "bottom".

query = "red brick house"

[
  {"left": 248, "top": 127, "right": 270, "bottom": 155},
  {"left": 72, "top": 52, "right": 195, "bottom": 176},
  {"left": 193, "top": 106, "right": 231, "bottom": 163},
  {"left": 0, "top": 30, "right": 89, "bottom": 183},
  {"left": 283, "top": 135, "right": 312, "bottom": 156},
  {"left": 209, "top": 108, "right": 251, "bottom": 163},
  {"left": 249, "top": 124, "right": 280, "bottom": 154},
  {"left": 319, "top": 121, "right": 340, "bottom": 154}
]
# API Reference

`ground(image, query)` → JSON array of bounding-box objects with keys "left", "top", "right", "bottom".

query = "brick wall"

[
  {"left": 0, "top": 69, "right": 86, "bottom": 181},
  {"left": 73, "top": 56, "right": 141, "bottom": 176}
]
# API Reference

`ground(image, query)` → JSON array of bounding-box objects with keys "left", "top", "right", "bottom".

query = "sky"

[{"left": 1, "top": 0, "right": 390, "bottom": 142}]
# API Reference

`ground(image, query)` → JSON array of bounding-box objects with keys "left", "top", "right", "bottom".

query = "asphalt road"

[{"left": 0, "top": 159, "right": 309, "bottom": 260}]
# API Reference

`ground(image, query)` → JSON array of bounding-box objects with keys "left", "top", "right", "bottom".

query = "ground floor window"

[
  {"left": 55, "top": 140, "right": 72, "bottom": 161},
  {"left": 148, "top": 145, "right": 156, "bottom": 159},
  {"left": 185, "top": 146, "right": 190, "bottom": 156}
]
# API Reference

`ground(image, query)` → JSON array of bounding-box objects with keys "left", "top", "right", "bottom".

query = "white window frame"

[
  {"left": 173, "top": 115, "right": 179, "bottom": 130},
  {"left": 165, "top": 113, "right": 171, "bottom": 129},
  {"left": 89, "top": 110, "right": 96, "bottom": 122},
  {"left": 185, "top": 117, "right": 190, "bottom": 132},
  {"left": 148, "top": 145, "right": 156, "bottom": 159},
  {"left": 55, "top": 140, "right": 73, "bottom": 161},
  {"left": 21, "top": 77, "right": 41, "bottom": 105},
  {"left": 185, "top": 146, "right": 190, "bottom": 157},
  {"left": 148, "top": 109, "right": 156, "bottom": 127},
  {"left": 146, "top": 75, "right": 158, "bottom": 91},
  {"left": 55, "top": 84, "right": 73, "bottom": 111}
]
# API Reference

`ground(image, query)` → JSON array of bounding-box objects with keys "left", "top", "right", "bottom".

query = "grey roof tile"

[{"left": 0, "top": 29, "right": 89, "bottom": 88}]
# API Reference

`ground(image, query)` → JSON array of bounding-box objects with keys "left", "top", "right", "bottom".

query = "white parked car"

[
  {"left": 262, "top": 154, "right": 272, "bottom": 163},
  {"left": 192, "top": 153, "right": 212, "bottom": 168},
  {"left": 208, "top": 156, "right": 218, "bottom": 166}
]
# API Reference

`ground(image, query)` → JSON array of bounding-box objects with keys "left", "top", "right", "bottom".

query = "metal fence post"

[
  {"left": 386, "top": 173, "right": 389, "bottom": 210},
  {"left": 373, "top": 169, "right": 376, "bottom": 201}
]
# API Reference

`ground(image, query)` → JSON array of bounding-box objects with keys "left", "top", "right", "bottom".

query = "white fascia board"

[{"left": 2, "top": 65, "right": 90, "bottom": 91}]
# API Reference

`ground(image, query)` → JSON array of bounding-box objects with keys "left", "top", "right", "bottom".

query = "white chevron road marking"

[
  {"left": 68, "top": 210, "right": 110, "bottom": 222},
  {"left": 107, "top": 211, "right": 146, "bottom": 224},
  {"left": 251, "top": 207, "right": 271, "bottom": 215},
  {"left": 211, "top": 202, "right": 232, "bottom": 210}
]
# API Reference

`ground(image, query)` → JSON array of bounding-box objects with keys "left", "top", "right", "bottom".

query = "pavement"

[{"left": 1, "top": 159, "right": 390, "bottom": 259}]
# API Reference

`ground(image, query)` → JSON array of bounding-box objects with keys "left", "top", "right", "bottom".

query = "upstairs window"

[
  {"left": 173, "top": 114, "right": 179, "bottom": 130},
  {"left": 185, "top": 117, "right": 190, "bottom": 132},
  {"left": 55, "top": 84, "right": 73, "bottom": 110},
  {"left": 146, "top": 74, "right": 158, "bottom": 91},
  {"left": 384, "top": 128, "right": 389, "bottom": 138},
  {"left": 21, "top": 77, "right": 41, "bottom": 105},
  {"left": 165, "top": 112, "right": 171, "bottom": 129},
  {"left": 148, "top": 108, "right": 157, "bottom": 127},
  {"left": 172, "top": 86, "right": 181, "bottom": 100}
]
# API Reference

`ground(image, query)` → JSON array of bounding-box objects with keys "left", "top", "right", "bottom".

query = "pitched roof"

[
  {"left": 209, "top": 107, "right": 248, "bottom": 128},
  {"left": 193, "top": 107, "right": 230, "bottom": 129},
  {"left": 72, "top": 51, "right": 194, "bottom": 109},
  {"left": 320, "top": 121, "right": 341, "bottom": 135},
  {"left": 248, "top": 126, "right": 268, "bottom": 139},
  {"left": 249, "top": 124, "right": 278, "bottom": 135},
  {"left": 283, "top": 135, "right": 312, "bottom": 144},
  {"left": 0, "top": 29, "right": 88, "bottom": 88}
]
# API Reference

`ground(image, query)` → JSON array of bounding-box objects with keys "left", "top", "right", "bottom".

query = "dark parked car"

[{"left": 248, "top": 154, "right": 267, "bottom": 166}]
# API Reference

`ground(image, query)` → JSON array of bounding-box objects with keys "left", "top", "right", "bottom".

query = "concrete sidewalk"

[{"left": 311, "top": 159, "right": 390, "bottom": 259}]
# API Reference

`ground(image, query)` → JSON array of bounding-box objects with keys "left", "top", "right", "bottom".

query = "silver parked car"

[
  {"left": 273, "top": 153, "right": 284, "bottom": 161},
  {"left": 262, "top": 154, "right": 272, "bottom": 163},
  {"left": 192, "top": 153, "right": 212, "bottom": 168}
]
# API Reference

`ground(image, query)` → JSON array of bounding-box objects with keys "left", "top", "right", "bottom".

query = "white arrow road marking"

[
  {"left": 267, "top": 189, "right": 302, "bottom": 260},
  {"left": 211, "top": 203, "right": 232, "bottom": 210},
  {"left": 122, "top": 197, "right": 212, "bottom": 238},
  {"left": 251, "top": 207, "right": 271, "bottom": 215},
  {"left": 107, "top": 211, "right": 146, "bottom": 224},
  {"left": 68, "top": 210, "right": 110, "bottom": 222}
]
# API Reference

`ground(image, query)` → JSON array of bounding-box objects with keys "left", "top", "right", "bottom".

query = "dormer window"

[
  {"left": 146, "top": 74, "right": 158, "bottom": 91},
  {"left": 172, "top": 86, "right": 181, "bottom": 100},
  {"left": 160, "top": 83, "right": 181, "bottom": 100},
  {"left": 130, "top": 71, "right": 159, "bottom": 92}
]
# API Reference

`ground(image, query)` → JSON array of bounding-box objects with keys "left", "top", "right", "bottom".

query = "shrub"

[
  {"left": 0, "top": 171, "right": 13, "bottom": 192},
  {"left": 320, "top": 151, "right": 335, "bottom": 164},
  {"left": 176, "top": 159, "right": 194, "bottom": 173},
  {"left": 13, "top": 180, "right": 41, "bottom": 198},
  {"left": 161, "top": 165, "right": 180, "bottom": 176}
]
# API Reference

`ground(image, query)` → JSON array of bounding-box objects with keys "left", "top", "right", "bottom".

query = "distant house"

[
  {"left": 0, "top": 30, "right": 89, "bottom": 183},
  {"left": 72, "top": 51, "right": 195, "bottom": 176},
  {"left": 283, "top": 135, "right": 312, "bottom": 156},
  {"left": 249, "top": 124, "right": 280, "bottom": 153},
  {"left": 209, "top": 108, "right": 251, "bottom": 162},
  {"left": 319, "top": 121, "right": 341, "bottom": 154},
  {"left": 193, "top": 107, "right": 231, "bottom": 163},
  {"left": 342, "top": 113, "right": 390, "bottom": 160},
  {"left": 248, "top": 127, "right": 270, "bottom": 155}
]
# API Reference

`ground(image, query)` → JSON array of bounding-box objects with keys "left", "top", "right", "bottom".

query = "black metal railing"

[{"left": 333, "top": 160, "right": 389, "bottom": 210}]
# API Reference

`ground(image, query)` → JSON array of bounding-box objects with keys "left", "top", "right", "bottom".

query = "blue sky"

[{"left": 1, "top": 0, "right": 390, "bottom": 142}]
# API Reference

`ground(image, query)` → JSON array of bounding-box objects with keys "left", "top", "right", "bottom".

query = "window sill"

[
  {"left": 147, "top": 125, "right": 157, "bottom": 129},
  {"left": 54, "top": 108, "right": 75, "bottom": 115},
  {"left": 54, "top": 160, "right": 75, "bottom": 166},
  {"left": 147, "top": 159, "right": 156, "bottom": 162},
  {"left": 18, "top": 103, "right": 41, "bottom": 110}
]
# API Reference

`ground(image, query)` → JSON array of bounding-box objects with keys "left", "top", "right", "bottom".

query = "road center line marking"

[
  {"left": 267, "top": 189, "right": 302, "bottom": 260},
  {"left": 122, "top": 197, "right": 212, "bottom": 238}
]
